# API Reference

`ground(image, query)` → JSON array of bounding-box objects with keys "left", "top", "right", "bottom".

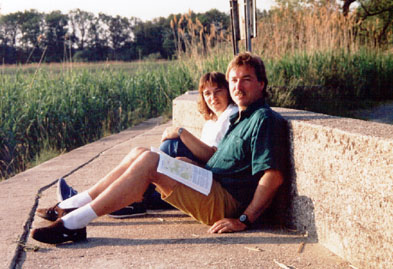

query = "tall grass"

[
  {"left": 171, "top": 3, "right": 393, "bottom": 114},
  {"left": 2, "top": 3, "right": 392, "bottom": 180},
  {"left": 254, "top": 4, "right": 362, "bottom": 57},
  {"left": 0, "top": 61, "right": 195, "bottom": 180}
]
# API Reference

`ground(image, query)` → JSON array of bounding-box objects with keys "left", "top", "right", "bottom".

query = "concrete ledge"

[
  {"left": 0, "top": 117, "right": 166, "bottom": 268},
  {"left": 4, "top": 117, "right": 349, "bottom": 268},
  {"left": 173, "top": 92, "right": 393, "bottom": 268}
]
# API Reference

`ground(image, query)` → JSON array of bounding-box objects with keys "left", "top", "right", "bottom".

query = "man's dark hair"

[{"left": 226, "top": 52, "right": 268, "bottom": 97}]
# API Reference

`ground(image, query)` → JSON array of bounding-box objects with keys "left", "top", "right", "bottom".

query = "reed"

[
  {"left": 2, "top": 3, "right": 392, "bottom": 180},
  {"left": 0, "top": 61, "right": 194, "bottom": 180},
  {"left": 169, "top": 3, "right": 392, "bottom": 114}
]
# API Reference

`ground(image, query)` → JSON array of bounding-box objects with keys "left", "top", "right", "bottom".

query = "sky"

[{"left": 0, "top": 0, "right": 277, "bottom": 21}]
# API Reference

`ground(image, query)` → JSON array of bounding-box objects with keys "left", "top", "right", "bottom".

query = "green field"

[
  {"left": 1, "top": 48, "right": 393, "bottom": 180},
  {"left": 2, "top": 2, "right": 393, "bottom": 180},
  {"left": 0, "top": 60, "right": 195, "bottom": 179}
]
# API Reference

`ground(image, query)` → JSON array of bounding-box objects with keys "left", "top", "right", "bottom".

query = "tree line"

[
  {"left": 0, "top": 0, "right": 391, "bottom": 65},
  {"left": 0, "top": 8, "right": 230, "bottom": 64}
]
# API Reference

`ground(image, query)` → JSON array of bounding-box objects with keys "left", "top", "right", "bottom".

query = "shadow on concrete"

[
  {"left": 258, "top": 117, "right": 318, "bottom": 243},
  {"left": 89, "top": 219, "right": 198, "bottom": 227},
  {"left": 55, "top": 233, "right": 307, "bottom": 249},
  {"left": 285, "top": 119, "right": 318, "bottom": 242},
  {"left": 279, "top": 111, "right": 335, "bottom": 121}
]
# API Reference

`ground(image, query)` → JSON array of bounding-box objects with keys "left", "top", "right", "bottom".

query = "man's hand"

[
  {"left": 208, "top": 218, "right": 247, "bottom": 234},
  {"left": 161, "top": 126, "right": 180, "bottom": 142}
]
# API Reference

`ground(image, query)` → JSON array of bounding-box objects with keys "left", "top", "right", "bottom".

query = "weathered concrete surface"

[
  {"left": 284, "top": 109, "right": 393, "bottom": 269},
  {"left": 0, "top": 116, "right": 350, "bottom": 269},
  {"left": 173, "top": 93, "right": 393, "bottom": 269},
  {"left": 173, "top": 91, "right": 205, "bottom": 137},
  {"left": 0, "top": 117, "right": 165, "bottom": 268}
]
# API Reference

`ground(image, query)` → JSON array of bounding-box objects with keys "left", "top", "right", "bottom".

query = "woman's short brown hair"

[{"left": 197, "top": 72, "right": 233, "bottom": 120}]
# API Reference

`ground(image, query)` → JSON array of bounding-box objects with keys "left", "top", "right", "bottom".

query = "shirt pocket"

[{"left": 217, "top": 134, "right": 247, "bottom": 171}]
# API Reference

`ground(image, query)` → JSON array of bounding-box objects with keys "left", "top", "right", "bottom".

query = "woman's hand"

[
  {"left": 161, "top": 126, "right": 181, "bottom": 142},
  {"left": 176, "top": 156, "right": 200, "bottom": 166}
]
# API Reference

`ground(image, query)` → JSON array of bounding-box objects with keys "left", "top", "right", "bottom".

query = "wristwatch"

[
  {"left": 239, "top": 214, "right": 251, "bottom": 227},
  {"left": 177, "top": 127, "right": 184, "bottom": 137}
]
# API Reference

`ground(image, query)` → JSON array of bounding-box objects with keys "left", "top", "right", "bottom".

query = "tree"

[
  {"left": 68, "top": 9, "right": 94, "bottom": 51},
  {"left": 357, "top": 0, "right": 393, "bottom": 45},
  {"left": 197, "top": 9, "right": 230, "bottom": 30},
  {"left": 342, "top": 0, "right": 357, "bottom": 16},
  {"left": 18, "top": 10, "right": 44, "bottom": 62},
  {"left": 43, "top": 11, "right": 69, "bottom": 62},
  {"left": 132, "top": 16, "right": 179, "bottom": 59},
  {"left": 0, "top": 13, "right": 21, "bottom": 47},
  {"left": 107, "top": 15, "right": 132, "bottom": 58},
  {"left": 340, "top": 0, "right": 393, "bottom": 46},
  {"left": 0, "top": 13, "right": 21, "bottom": 63}
]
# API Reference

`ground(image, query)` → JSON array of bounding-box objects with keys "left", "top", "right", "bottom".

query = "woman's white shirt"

[{"left": 200, "top": 104, "right": 238, "bottom": 148}]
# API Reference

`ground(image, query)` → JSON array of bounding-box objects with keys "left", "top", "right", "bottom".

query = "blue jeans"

[
  {"left": 144, "top": 138, "right": 200, "bottom": 209},
  {"left": 159, "top": 138, "right": 200, "bottom": 162}
]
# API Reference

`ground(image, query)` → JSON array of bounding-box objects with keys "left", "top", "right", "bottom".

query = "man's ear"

[{"left": 260, "top": 81, "right": 265, "bottom": 92}]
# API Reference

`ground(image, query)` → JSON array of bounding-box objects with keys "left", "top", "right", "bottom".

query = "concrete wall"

[{"left": 173, "top": 92, "right": 393, "bottom": 269}]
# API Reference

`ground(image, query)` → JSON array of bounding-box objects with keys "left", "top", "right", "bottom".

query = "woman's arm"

[{"left": 161, "top": 126, "right": 216, "bottom": 163}]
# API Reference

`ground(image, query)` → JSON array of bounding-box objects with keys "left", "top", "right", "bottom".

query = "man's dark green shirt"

[{"left": 205, "top": 100, "right": 287, "bottom": 206}]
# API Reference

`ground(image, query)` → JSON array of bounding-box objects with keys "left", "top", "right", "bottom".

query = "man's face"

[{"left": 228, "top": 65, "right": 264, "bottom": 111}]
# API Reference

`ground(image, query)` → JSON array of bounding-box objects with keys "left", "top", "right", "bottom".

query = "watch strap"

[
  {"left": 177, "top": 127, "right": 184, "bottom": 136},
  {"left": 239, "top": 214, "right": 251, "bottom": 227}
]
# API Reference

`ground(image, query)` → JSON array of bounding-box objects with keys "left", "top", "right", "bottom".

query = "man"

[{"left": 32, "top": 52, "right": 287, "bottom": 244}]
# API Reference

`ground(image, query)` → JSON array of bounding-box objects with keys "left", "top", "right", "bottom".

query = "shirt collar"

[{"left": 230, "top": 98, "right": 267, "bottom": 124}]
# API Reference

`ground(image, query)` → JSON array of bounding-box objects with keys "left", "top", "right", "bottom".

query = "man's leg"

[
  {"left": 53, "top": 147, "right": 149, "bottom": 211},
  {"left": 90, "top": 151, "right": 177, "bottom": 216},
  {"left": 32, "top": 150, "right": 178, "bottom": 244},
  {"left": 87, "top": 147, "right": 149, "bottom": 200}
]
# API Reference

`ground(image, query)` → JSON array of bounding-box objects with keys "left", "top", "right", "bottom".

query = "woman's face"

[{"left": 202, "top": 84, "right": 230, "bottom": 116}]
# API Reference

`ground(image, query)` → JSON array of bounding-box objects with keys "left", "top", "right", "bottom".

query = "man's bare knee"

[
  {"left": 135, "top": 151, "right": 160, "bottom": 180},
  {"left": 136, "top": 151, "right": 177, "bottom": 193},
  {"left": 122, "top": 146, "right": 149, "bottom": 164}
]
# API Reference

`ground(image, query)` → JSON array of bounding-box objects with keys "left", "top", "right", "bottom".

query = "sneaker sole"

[{"left": 107, "top": 212, "right": 147, "bottom": 219}]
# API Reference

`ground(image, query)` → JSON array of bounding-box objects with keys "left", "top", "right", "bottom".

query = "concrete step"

[
  {"left": 1, "top": 117, "right": 350, "bottom": 269},
  {"left": 173, "top": 92, "right": 393, "bottom": 269}
]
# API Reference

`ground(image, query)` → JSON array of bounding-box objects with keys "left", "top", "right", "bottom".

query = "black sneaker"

[
  {"left": 31, "top": 219, "right": 86, "bottom": 244},
  {"left": 36, "top": 203, "right": 77, "bottom": 222},
  {"left": 57, "top": 178, "right": 78, "bottom": 201},
  {"left": 108, "top": 203, "right": 147, "bottom": 219}
]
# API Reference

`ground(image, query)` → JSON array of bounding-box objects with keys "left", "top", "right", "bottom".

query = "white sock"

[
  {"left": 62, "top": 204, "right": 98, "bottom": 229},
  {"left": 58, "top": 191, "right": 92, "bottom": 209}
]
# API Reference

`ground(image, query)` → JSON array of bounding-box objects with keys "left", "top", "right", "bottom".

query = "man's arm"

[{"left": 208, "top": 169, "right": 283, "bottom": 234}]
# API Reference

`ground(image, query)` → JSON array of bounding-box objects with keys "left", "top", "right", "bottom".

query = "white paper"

[{"left": 152, "top": 147, "right": 212, "bottom": 196}]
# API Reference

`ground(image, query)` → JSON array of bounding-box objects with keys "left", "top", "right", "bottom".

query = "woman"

[
  {"left": 54, "top": 71, "right": 238, "bottom": 218},
  {"left": 159, "top": 71, "right": 238, "bottom": 164}
]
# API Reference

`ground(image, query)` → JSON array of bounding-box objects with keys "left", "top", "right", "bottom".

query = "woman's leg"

[{"left": 160, "top": 138, "right": 200, "bottom": 162}]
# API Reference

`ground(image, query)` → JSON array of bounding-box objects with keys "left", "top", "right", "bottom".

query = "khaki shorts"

[{"left": 158, "top": 180, "right": 241, "bottom": 226}]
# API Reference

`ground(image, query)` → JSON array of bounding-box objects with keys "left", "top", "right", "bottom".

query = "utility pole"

[{"left": 229, "top": 0, "right": 257, "bottom": 55}]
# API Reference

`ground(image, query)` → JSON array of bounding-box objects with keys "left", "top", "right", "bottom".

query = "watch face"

[{"left": 239, "top": 215, "right": 247, "bottom": 222}]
